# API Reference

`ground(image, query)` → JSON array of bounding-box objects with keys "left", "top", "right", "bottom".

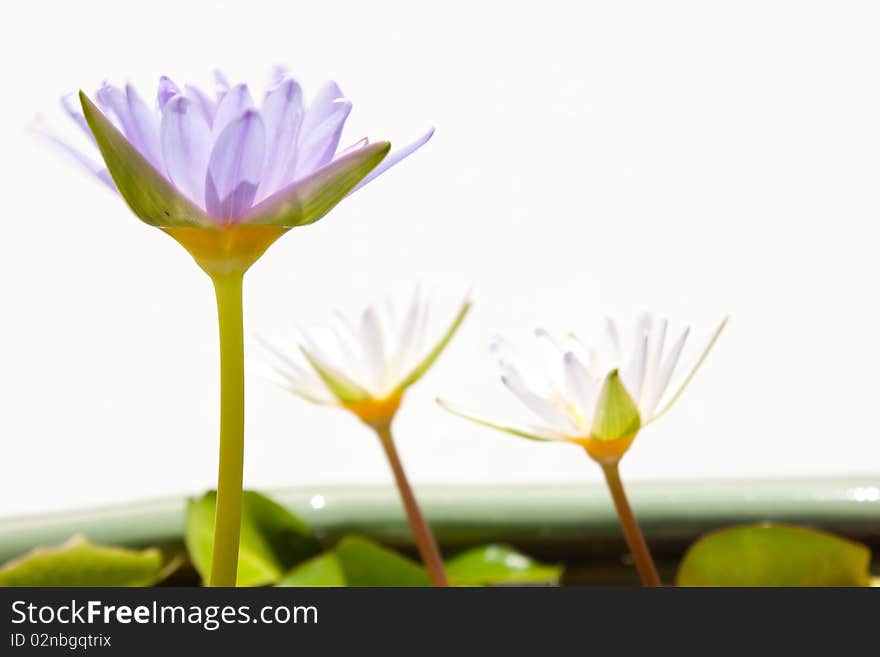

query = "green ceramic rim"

[{"left": 0, "top": 478, "right": 878, "bottom": 563}]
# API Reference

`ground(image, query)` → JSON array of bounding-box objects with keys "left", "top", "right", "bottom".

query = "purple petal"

[
  {"left": 293, "top": 81, "right": 351, "bottom": 179},
  {"left": 160, "top": 95, "right": 212, "bottom": 208},
  {"left": 334, "top": 137, "right": 369, "bottom": 159},
  {"left": 124, "top": 84, "right": 163, "bottom": 171},
  {"left": 185, "top": 84, "right": 217, "bottom": 126},
  {"left": 212, "top": 83, "right": 254, "bottom": 137},
  {"left": 94, "top": 83, "right": 131, "bottom": 134},
  {"left": 214, "top": 69, "right": 231, "bottom": 92},
  {"left": 157, "top": 76, "right": 181, "bottom": 110},
  {"left": 31, "top": 118, "right": 116, "bottom": 191},
  {"left": 94, "top": 83, "right": 163, "bottom": 172},
  {"left": 205, "top": 109, "right": 265, "bottom": 222},
  {"left": 255, "top": 78, "right": 304, "bottom": 201},
  {"left": 268, "top": 66, "right": 290, "bottom": 90},
  {"left": 60, "top": 93, "right": 96, "bottom": 145},
  {"left": 349, "top": 127, "right": 434, "bottom": 193}
]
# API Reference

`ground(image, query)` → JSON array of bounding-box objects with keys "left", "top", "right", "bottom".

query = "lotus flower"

[
  {"left": 259, "top": 287, "right": 471, "bottom": 586},
  {"left": 261, "top": 287, "right": 470, "bottom": 428},
  {"left": 41, "top": 69, "right": 433, "bottom": 587},
  {"left": 440, "top": 313, "right": 727, "bottom": 463},
  {"left": 43, "top": 69, "right": 432, "bottom": 273},
  {"left": 439, "top": 313, "right": 727, "bottom": 587}
]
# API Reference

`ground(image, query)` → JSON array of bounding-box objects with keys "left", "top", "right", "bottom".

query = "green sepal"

[
  {"left": 395, "top": 299, "right": 472, "bottom": 393},
  {"left": 590, "top": 369, "right": 641, "bottom": 441},
  {"left": 79, "top": 91, "right": 211, "bottom": 228},
  {"left": 243, "top": 142, "right": 390, "bottom": 227},
  {"left": 436, "top": 398, "right": 564, "bottom": 442},
  {"left": 299, "top": 347, "right": 372, "bottom": 404}
]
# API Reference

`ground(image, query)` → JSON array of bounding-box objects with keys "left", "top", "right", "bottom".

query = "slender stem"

[
  {"left": 600, "top": 461, "right": 661, "bottom": 587},
  {"left": 374, "top": 424, "right": 449, "bottom": 587},
  {"left": 208, "top": 273, "right": 246, "bottom": 587}
]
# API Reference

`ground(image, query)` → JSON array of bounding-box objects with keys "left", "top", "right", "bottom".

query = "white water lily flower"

[
  {"left": 439, "top": 314, "right": 727, "bottom": 463},
  {"left": 260, "top": 288, "right": 471, "bottom": 427}
]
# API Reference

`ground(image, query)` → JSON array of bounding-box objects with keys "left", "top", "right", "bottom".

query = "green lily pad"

[
  {"left": 277, "top": 552, "right": 347, "bottom": 587},
  {"left": 279, "top": 538, "right": 562, "bottom": 587},
  {"left": 676, "top": 523, "right": 872, "bottom": 587},
  {"left": 278, "top": 536, "right": 430, "bottom": 587},
  {"left": 0, "top": 536, "right": 163, "bottom": 587},
  {"left": 185, "top": 490, "right": 321, "bottom": 586},
  {"left": 445, "top": 544, "right": 562, "bottom": 586}
]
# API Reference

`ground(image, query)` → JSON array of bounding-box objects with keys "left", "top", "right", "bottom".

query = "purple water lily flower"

[
  {"left": 38, "top": 68, "right": 434, "bottom": 587},
  {"left": 46, "top": 69, "right": 433, "bottom": 232}
]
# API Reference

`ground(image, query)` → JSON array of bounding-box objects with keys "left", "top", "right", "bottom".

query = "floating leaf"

[
  {"left": 185, "top": 490, "right": 321, "bottom": 586},
  {"left": 0, "top": 536, "right": 163, "bottom": 587},
  {"left": 278, "top": 536, "right": 430, "bottom": 587},
  {"left": 676, "top": 523, "right": 872, "bottom": 587},
  {"left": 277, "top": 553, "right": 346, "bottom": 587},
  {"left": 280, "top": 538, "right": 562, "bottom": 587},
  {"left": 445, "top": 544, "right": 562, "bottom": 586},
  {"left": 335, "top": 536, "right": 431, "bottom": 586}
]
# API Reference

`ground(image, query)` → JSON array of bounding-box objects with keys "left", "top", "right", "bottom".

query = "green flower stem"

[
  {"left": 374, "top": 424, "right": 449, "bottom": 587},
  {"left": 600, "top": 461, "right": 661, "bottom": 587},
  {"left": 208, "top": 272, "right": 246, "bottom": 587}
]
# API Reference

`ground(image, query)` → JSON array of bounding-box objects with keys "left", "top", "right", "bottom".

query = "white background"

[{"left": 1, "top": 1, "right": 878, "bottom": 517}]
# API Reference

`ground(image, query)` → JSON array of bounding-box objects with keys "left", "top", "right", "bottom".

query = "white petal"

[
  {"left": 605, "top": 317, "right": 622, "bottom": 359},
  {"left": 500, "top": 364, "right": 581, "bottom": 435},
  {"left": 622, "top": 333, "right": 648, "bottom": 403},
  {"left": 395, "top": 286, "right": 425, "bottom": 373},
  {"left": 437, "top": 399, "right": 569, "bottom": 442},
  {"left": 360, "top": 306, "right": 387, "bottom": 394},
  {"left": 638, "top": 318, "right": 668, "bottom": 416},
  {"left": 534, "top": 328, "right": 566, "bottom": 393},
  {"left": 563, "top": 351, "right": 598, "bottom": 426},
  {"left": 650, "top": 317, "right": 728, "bottom": 422},
  {"left": 651, "top": 326, "right": 689, "bottom": 416}
]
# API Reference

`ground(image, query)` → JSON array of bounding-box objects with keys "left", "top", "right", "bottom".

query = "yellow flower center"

[
  {"left": 164, "top": 224, "right": 290, "bottom": 277},
  {"left": 573, "top": 433, "right": 638, "bottom": 464},
  {"left": 343, "top": 393, "right": 404, "bottom": 429}
]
